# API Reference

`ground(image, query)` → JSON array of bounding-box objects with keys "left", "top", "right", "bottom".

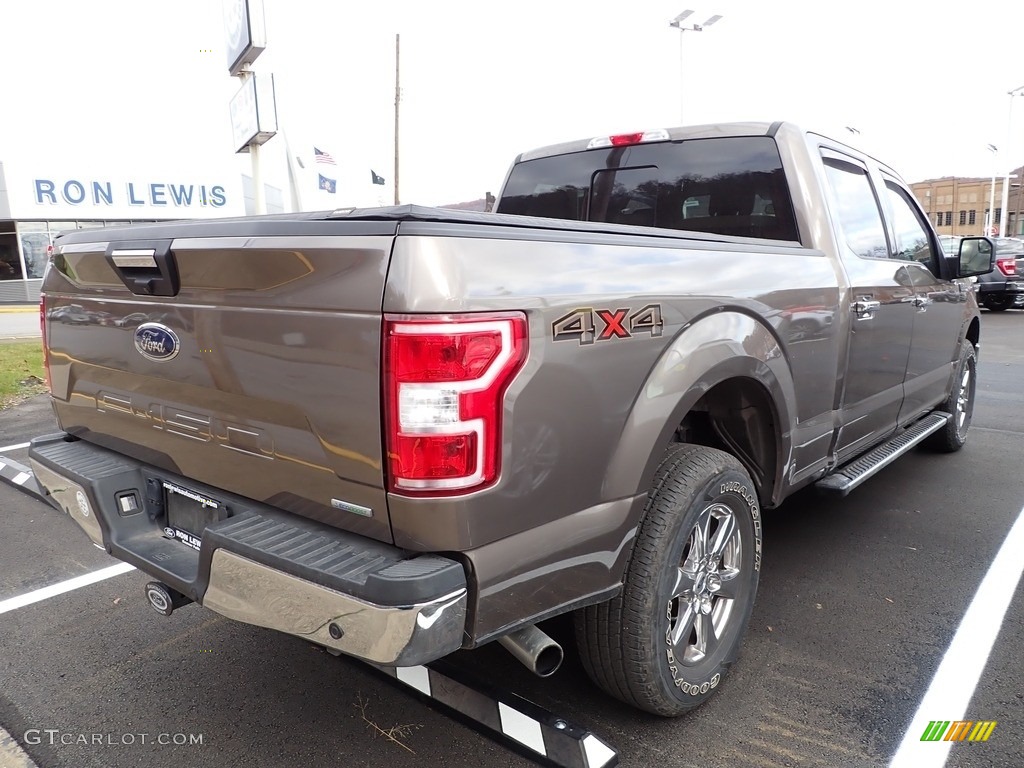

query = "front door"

[{"left": 881, "top": 179, "right": 967, "bottom": 421}]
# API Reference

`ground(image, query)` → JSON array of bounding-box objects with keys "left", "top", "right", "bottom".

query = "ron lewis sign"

[{"left": 0, "top": 161, "right": 245, "bottom": 219}]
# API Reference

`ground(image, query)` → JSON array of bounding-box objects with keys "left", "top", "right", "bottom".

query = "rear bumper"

[
  {"left": 977, "top": 279, "right": 1024, "bottom": 295},
  {"left": 28, "top": 433, "right": 467, "bottom": 667}
]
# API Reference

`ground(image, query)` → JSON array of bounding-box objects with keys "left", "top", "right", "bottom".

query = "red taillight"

[
  {"left": 40, "top": 292, "right": 51, "bottom": 392},
  {"left": 384, "top": 313, "right": 528, "bottom": 496},
  {"left": 996, "top": 257, "right": 1016, "bottom": 277}
]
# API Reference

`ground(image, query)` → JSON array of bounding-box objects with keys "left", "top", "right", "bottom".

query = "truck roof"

[
  {"left": 513, "top": 121, "right": 900, "bottom": 181},
  {"left": 516, "top": 121, "right": 782, "bottom": 162}
]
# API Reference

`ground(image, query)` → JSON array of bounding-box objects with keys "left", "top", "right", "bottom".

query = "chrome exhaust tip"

[{"left": 498, "top": 625, "right": 563, "bottom": 678}]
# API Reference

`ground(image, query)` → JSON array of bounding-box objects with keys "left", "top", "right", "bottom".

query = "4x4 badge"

[{"left": 551, "top": 304, "right": 664, "bottom": 345}]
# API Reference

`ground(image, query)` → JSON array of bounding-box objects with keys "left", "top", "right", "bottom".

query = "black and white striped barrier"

[
  {"left": 0, "top": 453, "right": 51, "bottom": 506},
  {"left": 377, "top": 659, "right": 618, "bottom": 768}
]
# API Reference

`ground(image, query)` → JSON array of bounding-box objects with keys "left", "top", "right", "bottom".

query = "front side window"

[
  {"left": 886, "top": 182, "right": 936, "bottom": 265},
  {"left": 821, "top": 157, "right": 888, "bottom": 260}
]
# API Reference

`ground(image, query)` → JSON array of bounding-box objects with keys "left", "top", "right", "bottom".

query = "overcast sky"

[{"left": 3, "top": 0, "right": 1024, "bottom": 209}]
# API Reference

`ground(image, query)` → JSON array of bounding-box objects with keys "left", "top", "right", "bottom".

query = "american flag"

[{"left": 314, "top": 147, "right": 336, "bottom": 165}]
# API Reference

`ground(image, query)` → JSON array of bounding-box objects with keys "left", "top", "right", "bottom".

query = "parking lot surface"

[{"left": 1, "top": 312, "right": 1022, "bottom": 768}]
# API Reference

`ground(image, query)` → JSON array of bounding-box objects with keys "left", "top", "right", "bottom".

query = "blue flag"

[{"left": 318, "top": 174, "right": 336, "bottom": 194}]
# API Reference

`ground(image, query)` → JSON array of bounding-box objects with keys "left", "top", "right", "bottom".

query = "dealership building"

[{"left": 0, "top": 159, "right": 282, "bottom": 304}]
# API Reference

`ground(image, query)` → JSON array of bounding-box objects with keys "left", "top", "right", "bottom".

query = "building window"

[
  {"left": 944, "top": 211, "right": 952, "bottom": 226},
  {"left": 936, "top": 212, "right": 943, "bottom": 226},
  {"left": 996, "top": 208, "right": 1002, "bottom": 224},
  {"left": 969, "top": 210, "right": 976, "bottom": 225},
  {"left": 959, "top": 210, "right": 967, "bottom": 226}
]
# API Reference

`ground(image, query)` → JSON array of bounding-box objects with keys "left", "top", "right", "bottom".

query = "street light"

[
  {"left": 987, "top": 143, "right": 998, "bottom": 236},
  {"left": 669, "top": 9, "right": 722, "bottom": 125},
  {"left": 999, "top": 85, "right": 1024, "bottom": 237}
]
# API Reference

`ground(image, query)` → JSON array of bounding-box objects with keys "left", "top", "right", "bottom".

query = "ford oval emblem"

[{"left": 134, "top": 323, "right": 180, "bottom": 362}]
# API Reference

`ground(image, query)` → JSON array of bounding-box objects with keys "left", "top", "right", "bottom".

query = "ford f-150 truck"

[{"left": 29, "top": 121, "right": 994, "bottom": 717}]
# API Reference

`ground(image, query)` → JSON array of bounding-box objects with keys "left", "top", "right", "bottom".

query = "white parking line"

[
  {"left": 1, "top": 725, "right": 39, "bottom": 768},
  {"left": 890, "top": 503, "right": 1024, "bottom": 767},
  {"left": 0, "top": 563, "right": 137, "bottom": 616},
  {"left": 0, "top": 441, "right": 31, "bottom": 453}
]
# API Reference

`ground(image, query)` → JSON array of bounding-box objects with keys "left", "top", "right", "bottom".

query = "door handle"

[
  {"left": 913, "top": 296, "right": 930, "bottom": 310},
  {"left": 852, "top": 299, "right": 880, "bottom": 318}
]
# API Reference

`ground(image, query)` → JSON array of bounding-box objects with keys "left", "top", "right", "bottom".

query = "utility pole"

[
  {"left": 394, "top": 33, "right": 401, "bottom": 206},
  {"left": 987, "top": 144, "right": 998, "bottom": 236}
]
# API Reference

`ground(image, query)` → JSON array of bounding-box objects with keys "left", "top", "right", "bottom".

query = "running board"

[{"left": 815, "top": 412, "right": 951, "bottom": 496}]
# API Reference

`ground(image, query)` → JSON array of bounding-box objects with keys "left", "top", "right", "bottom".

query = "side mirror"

[{"left": 956, "top": 236, "right": 995, "bottom": 278}]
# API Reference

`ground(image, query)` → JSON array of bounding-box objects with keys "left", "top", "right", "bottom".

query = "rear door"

[
  {"left": 819, "top": 152, "right": 915, "bottom": 459},
  {"left": 44, "top": 218, "right": 397, "bottom": 543}
]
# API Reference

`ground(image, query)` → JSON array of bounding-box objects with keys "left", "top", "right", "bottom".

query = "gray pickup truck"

[{"left": 30, "top": 121, "right": 993, "bottom": 717}]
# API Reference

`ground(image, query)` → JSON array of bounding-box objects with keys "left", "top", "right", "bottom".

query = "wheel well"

[
  {"left": 672, "top": 378, "right": 780, "bottom": 504},
  {"left": 966, "top": 317, "right": 980, "bottom": 350}
]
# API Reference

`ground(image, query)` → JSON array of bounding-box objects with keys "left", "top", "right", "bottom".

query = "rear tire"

[
  {"left": 983, "top": 296, "right": 1013, "bottom": 312},
  {"left": 927, "top": 343, "right": 976, "bottom": 452},
  {"left": 574, "top": 444, "right": 762, "bottom": 716}
]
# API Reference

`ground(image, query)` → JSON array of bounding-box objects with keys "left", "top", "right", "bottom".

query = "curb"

[
  {"left": 0, "top": 454, "right": 52, "bottom": 506},
  {"left": 0, "top": 306, "right": 36, "bottom": 314}
]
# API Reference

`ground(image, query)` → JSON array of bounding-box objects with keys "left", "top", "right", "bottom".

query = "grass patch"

[{"left": 0, "top": 341, "right": 46, "bottom": 408}]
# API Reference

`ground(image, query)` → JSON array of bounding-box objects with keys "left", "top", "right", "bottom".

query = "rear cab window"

[{"left": 497, "top": 136, "right": 800, "bottom": 243}]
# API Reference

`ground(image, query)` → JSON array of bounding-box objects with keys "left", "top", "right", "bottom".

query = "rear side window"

[
  {"left": 821, "top": 158, "right": 888, "bottom": 260},
  {"left": 498, "top": 137, "right": 799, "bottom": 242}
]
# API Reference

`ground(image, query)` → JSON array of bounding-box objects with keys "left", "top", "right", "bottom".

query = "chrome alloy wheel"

[
  {"left": 666, "top": 502, "right": 742, "bottom": 665},
  {"left": 955, "top": 365, "right": 971, "bottom": 431}
]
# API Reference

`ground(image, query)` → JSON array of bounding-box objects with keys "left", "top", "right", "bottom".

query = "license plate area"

[{"left": 163, "top": 482, "right": 227, "bottom": 551}]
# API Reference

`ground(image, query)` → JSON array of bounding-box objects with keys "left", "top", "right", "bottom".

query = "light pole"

[
  {"left": 394, "top": 33, "right": 401, "bottom": 206},
  {"left": 999, "top": 85, "right": 1024, "bottom": 237},
  {"left": 669, "top": 9, "right": 722, "bottom": 125},
  {"left": 987, "top": 143, "right": 998, "bottom": 236}
]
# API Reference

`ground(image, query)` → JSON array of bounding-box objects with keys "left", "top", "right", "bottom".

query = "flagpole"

[
  {"left": 394, "top": 32, "right": 401, "bottom": 206},
  {"left": 282, "top": 129, "right": 304, "bottom": 212}
]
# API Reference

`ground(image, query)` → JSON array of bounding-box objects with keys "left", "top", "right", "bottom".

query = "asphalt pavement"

[{"left": 0, "top": 311, "right": 1021, "bottom": 768}]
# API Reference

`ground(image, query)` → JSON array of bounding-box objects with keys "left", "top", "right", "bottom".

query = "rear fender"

[{"left": 602, "top": 310, "right": 796, "bottom": 507}]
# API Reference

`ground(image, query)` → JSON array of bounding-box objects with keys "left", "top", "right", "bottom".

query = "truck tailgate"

[{"left": 44, "top": 219, "right": 397, "bottom": 543}]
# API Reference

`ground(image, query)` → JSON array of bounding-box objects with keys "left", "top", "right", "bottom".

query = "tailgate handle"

[{"left": 105, "top": 240, "right": 179, "bottom": 297}]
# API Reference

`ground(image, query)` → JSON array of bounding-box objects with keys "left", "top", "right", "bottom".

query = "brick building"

[{"left": 910, "top": 165, "right": 1024, "bottom": 238}]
